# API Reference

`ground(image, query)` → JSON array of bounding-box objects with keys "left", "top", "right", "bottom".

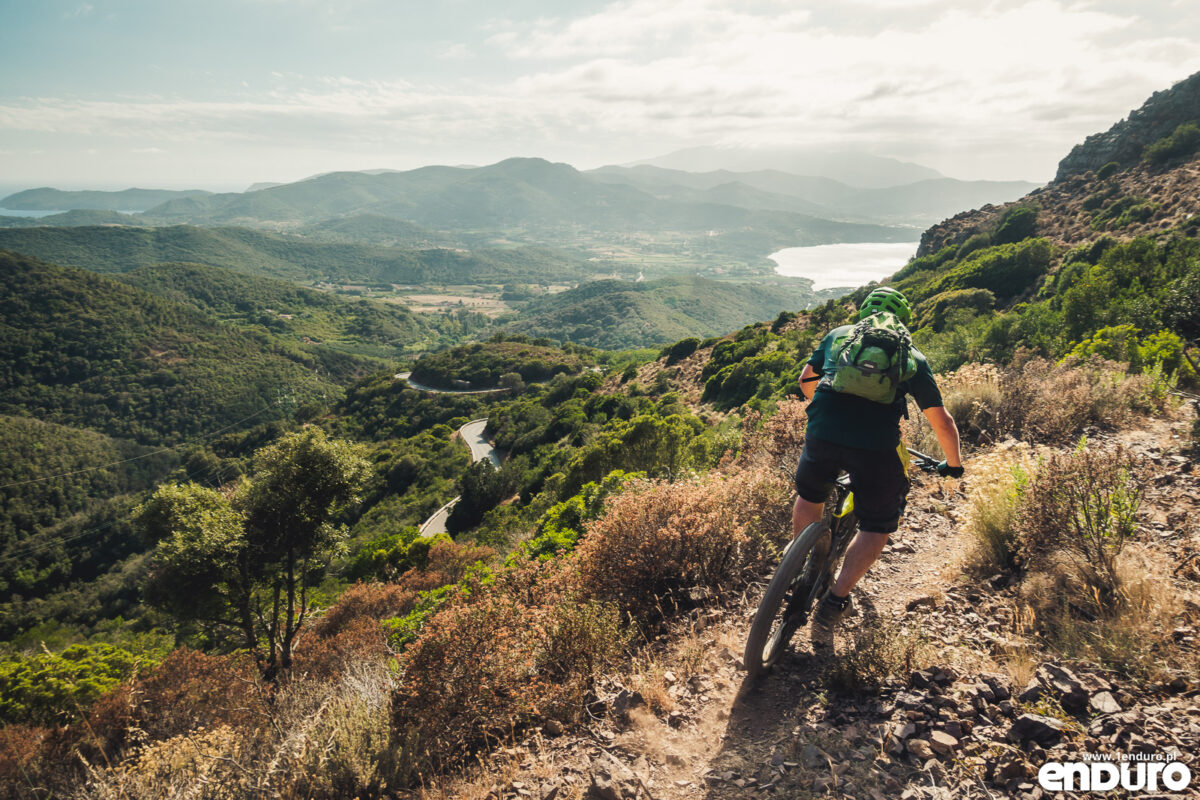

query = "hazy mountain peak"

[{"left": 631, "top": 145, "right": 944, "bottom": 189}]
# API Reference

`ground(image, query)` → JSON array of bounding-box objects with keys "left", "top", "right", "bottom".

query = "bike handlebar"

[{"left": 905, "top": 448, "right": 942, "bottom": 473}]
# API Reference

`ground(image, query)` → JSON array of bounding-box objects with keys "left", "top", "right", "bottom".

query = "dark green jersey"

[{"left": 805, "top": 324, "right": 943, "bottom": 450}]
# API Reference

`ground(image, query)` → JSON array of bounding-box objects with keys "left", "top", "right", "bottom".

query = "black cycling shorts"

[{"left": 793, "top": 436, "right": 910, "bottom": 534}]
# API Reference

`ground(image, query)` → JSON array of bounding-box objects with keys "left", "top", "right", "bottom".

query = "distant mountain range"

[
  {"left": 587, "top": 164, "right": 1037, "bottom": 226},
  {"left": 0, "top": 151, "right": 1036, "bottom": 242},
  {"left": 126, "top": 158, "right": 912, "bottom": 244},
  {"left": 631, "top": 146, "right": 945, "bottom": 188},
  {"left": 0, "top": 187, "right": 211, "bottom": 212}
]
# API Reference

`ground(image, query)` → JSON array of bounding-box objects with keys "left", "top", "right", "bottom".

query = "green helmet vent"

[{"left": 858, "top": 287, "right": 912, "bottom": 324}]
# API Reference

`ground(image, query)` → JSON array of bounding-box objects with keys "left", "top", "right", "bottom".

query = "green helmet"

[{"left": 859, "top": 286, "right": 912, "bottom": 324}]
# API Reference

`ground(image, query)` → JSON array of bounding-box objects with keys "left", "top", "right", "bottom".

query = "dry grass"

[
  {"left": 1020, "top": 547, "right": 1189, "bottom": 680},
  {"left": 937, "top": 363, "right": 1003, "bottom": 444},
  {"left": 999, "top": 645, "right": 1038, "bottom": 689},
  {"left": 905, "top": 357, "right": 1177, "bottom": 450},
  {"left": 622, "top": 622, "right": 719, "bottom": 715},
  {"left": 823, "top": 618, "right": 935, "bottom": 691},
  {"left": 76, "top": 657, "right": 408, "bottom": 800},
  {"left": 961, "top": 443, "right": 1038, "bottom": 575}
]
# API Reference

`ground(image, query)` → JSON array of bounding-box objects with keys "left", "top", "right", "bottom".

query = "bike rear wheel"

[{"left": 743, "top": 520, "right": 832, "bottom": 679}]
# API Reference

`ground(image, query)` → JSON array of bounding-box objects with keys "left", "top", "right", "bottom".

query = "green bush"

[
  {"left": 347, "top": 527, "right": 447, "bottom": 580},
  {"left": 916, "top": 239, "right": 1053, "bottom": 305},
  {"left": 663, "top": 337, "right": 701, "bottom": 365},
  {"left": 993, "top": 205, "right": 1039, "bottom": 245},
  {"left": 1090, "top": 196, "right": 1159, "bottom": 230},
  {"left": 956, "top": 232, "right": 991, "bottom": 259},
  {"left": 0, "top": 643, "right": 145, "bottom": 724},
  {"left": 1096, "top": 161, "right": 1121, "bottom": 180},
  {"left": 518, "top": 470, "right": 638, "bottom": 561},
  {"left": 1143, "top": 122, "right": 1200, "bottom": 165},
  {"left": 915, "top": 288, "right": 995, "bottom": 331},
  {"left": 1017, "top": 445, "right": 1141, "bottom": 608}
]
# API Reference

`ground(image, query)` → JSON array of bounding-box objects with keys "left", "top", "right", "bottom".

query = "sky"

[{"left": 0, "top": 0, "right": 1197, "bottom": 191}]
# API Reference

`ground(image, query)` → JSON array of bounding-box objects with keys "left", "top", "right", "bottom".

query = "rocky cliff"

[{"left": 1056, "top": 71, "right": 1200, "bottom": 180}]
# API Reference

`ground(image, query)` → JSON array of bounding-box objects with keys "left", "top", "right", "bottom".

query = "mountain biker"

[{"left": 794, "top": 286, "right": 963, "bottom": 645}]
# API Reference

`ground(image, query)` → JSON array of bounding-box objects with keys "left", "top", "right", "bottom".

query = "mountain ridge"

[{"left": 0, "top": 187, "right": 212, "bottom": 212}]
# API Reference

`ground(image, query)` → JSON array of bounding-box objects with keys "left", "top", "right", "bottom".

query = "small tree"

[
  {"left": 138, "top": 428, "right": 371, "bottom": 677},
  {"left": 499, "top": 371, "right": 525, "bottom": 392}
]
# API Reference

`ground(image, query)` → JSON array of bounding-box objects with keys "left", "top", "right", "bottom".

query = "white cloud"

[
  {"left": 439, "top": 43, "right": 473, "bottom": 60},
  {"left": 3, "top": 0, "right": 1198, "bottom": 182}
]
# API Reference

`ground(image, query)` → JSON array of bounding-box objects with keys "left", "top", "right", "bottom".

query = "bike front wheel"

[{"left": 743, "top": 520, "right": 832, "bottom": 679}]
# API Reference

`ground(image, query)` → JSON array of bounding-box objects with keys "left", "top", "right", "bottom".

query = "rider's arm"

[
  {"left": 922, "top": 406, "right": 962, "bottom": 468},
  {"left": 799, "top": 363, "right": 820, "bottom": 400}
]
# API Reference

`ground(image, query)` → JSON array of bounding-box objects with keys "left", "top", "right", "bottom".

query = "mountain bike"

[{"left": 743, "top": 447, "right": 941, "bottom": 678}]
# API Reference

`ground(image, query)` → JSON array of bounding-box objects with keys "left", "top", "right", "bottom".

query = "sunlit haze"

[{"left": 2, "top": 0, "right": 1198, "bottom": 190}]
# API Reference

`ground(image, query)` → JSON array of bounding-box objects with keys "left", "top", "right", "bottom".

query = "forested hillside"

[
  {"left": 0, "top": 251, "right": 360, "bottom": 444},
  {"left": 118, "top": 262, "right": 432, "bottom": 357},
  {"left": 504, "top": 275, "right": 836, "bottom": 349},
  {"left": 0, "top": 225, "right": 593, "bottom": 284}
]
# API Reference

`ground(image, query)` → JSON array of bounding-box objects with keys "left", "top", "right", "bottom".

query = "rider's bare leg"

[
  {"left": 792, "top": 495, "right": 823, "bottom": 537},
  {"left": 830, "top": 530, "right": 889, "bottom": 597}
]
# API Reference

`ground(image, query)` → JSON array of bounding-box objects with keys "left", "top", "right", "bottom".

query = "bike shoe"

[{"left": 810, "top": 591, "right": 852, "bottom": 648}]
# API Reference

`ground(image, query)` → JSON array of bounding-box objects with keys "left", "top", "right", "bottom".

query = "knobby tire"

[{"left": 744, "top": 519, "right": 832, "bottom": 679}]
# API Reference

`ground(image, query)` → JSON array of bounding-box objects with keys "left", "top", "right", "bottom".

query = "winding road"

[
  {"left": 395, "top": 372, "right": 509, "bottom": 395},
  {"left": 417, "top": 418, "right": 503, "bottom": 537}
]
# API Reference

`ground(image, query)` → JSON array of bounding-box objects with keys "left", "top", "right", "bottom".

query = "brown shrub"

[
  {"left": 295, "top": 616, "right": 392, "bottom": 681},
  {"left": 574, "top": 468, "right": 791, "bottom": 624},
  {"left": 130, "top": 648, "right": 265, "bottom": 743},
  {"left": 394, "top": 561, "right": 623, "bottom": 769},
  {"left": 736, "top": 398, "right": 808, "bottom": 476},
  {"left": 315, "top": 541, "right": 495, "bottom": 640},
  {"left": 312, "top": 581, "right": 424, "bottom": 638},
  {"left": 1016, "top": 445, "right": 1142, "bottom": 606},
  {"left": 998, "top": 356, "right": 1151, "bottom": 443},
  {"left": 420, "top": 538, "right": 496, "bottom": 585},
  {"left": 0, "top": 724, "right": 82, "bottom": 800}
]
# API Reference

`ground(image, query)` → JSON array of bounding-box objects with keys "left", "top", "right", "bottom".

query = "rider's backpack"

[{"left": 819, "top": 312, "right": 917, "bottom": 404}]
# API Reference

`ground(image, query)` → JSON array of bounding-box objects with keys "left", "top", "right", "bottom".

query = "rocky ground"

[{"left": 410, "top": 413, "right": 1200, "bottom": 800}]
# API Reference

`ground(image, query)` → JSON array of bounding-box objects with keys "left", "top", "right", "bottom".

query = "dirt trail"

[
  {"left": 603, "top": 475, "right": 972, "bottom": 800},
  {"left": 417, "top": 414, "right": 1200, "bottom": 800}
]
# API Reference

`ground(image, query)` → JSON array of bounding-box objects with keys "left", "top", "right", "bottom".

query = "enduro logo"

[{"left": 1038, "top": 754, "right": 1191, "bottom": 793}]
